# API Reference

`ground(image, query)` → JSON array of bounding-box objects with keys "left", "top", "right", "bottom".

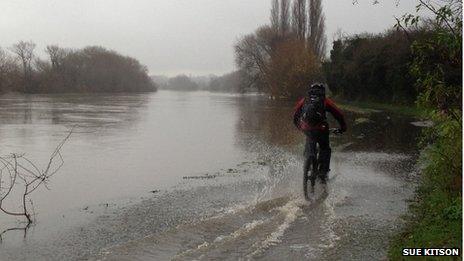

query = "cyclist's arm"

[
  {"left": 325, "top": 98, "right": 347, "bottom": 132},
  {"left": 293, "top": 98, "right": 305, "bottom": 129}
]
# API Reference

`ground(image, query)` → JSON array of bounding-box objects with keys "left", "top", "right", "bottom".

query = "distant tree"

[
  {"left": 45, "top": 45, "right": 68, "bottom": 71},
  {"left": 0, "top": 43, "right": 156, "bottom": 94},
  {"left": 235, "top": 24, "right": 320, "bottom": 98},
  {"left": 292, "top": 0, "right": 307, "bottom": 40},
  {"left": 208, "top": 71, "right": 247, "bottom": 93},
  {"left": 9, "top": 41, "right": 36, "bottom": 92},
  {"left": 166, "top": 74, "right": 199, "bottom": 91},
  {"left": 0, "top": 47, "right": 20, "bottom": 92},
  {"left": 270, "top": 0, "right": 280, "bottom": 31},
  {"left": 280, "top": 0, "right": 291, "bottom": 35},
  {"left": 235, "top": 0, "right": 326, "bottom": 98},
  {"left": 268, "top": 38, "right": 320, "bottom": 97},
  {"left": 235, "top": 26, "right": 276, "bottom": 91},
  {"left": 308, "top": 0, "right": 327, "bottom": 59}
]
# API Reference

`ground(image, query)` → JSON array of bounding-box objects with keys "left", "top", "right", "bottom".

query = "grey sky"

[{"left": 1, "top": 0, "right": 418, "bottom": 76}]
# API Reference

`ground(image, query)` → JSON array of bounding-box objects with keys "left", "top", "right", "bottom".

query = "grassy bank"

[
  {"left": 335, "top": 99, "right": 425, "bottom": 118},
  {"left": 388, "top": 115, "right": 462, "bottom": 260}
]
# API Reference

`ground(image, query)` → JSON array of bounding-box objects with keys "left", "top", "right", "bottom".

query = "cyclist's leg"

[
  {"left": 304, "top": 132, "right": 317, "bottom": 178},
  {"left": 318, "top": 130, "right": 331, "bottom": 182}
]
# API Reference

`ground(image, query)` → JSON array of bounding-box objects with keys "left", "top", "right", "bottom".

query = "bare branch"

[{"left": 0, "top": 129, "right": 72, "bottom": 228}]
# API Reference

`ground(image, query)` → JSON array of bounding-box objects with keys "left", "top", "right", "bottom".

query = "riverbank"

[
  {"left": 388, "top": 115, "right": 462, "bottom": 259},
  {"left": 335, "top": 99, "right": 425, "bottom": 118}
]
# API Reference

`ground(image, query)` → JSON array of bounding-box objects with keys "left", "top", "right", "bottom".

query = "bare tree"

[
  {"left": 45, "top": 45, "right": 67, "bottom": 71},
  {"left": 308, "top": 0, "right": 327, "bottom": 59},
  {"left": 292, "top": 0, "right": 307, "bottom": 40},
  {"left": 9, "top": 41, "right": 36, "bottom": 92},
  {"left": 280, "top": 0, "right": 291, "bottom": 35},
  {"left": 0, "top": 48, "right": 7, "bottom": 92},
  {"left": 0, "top": 48, "right": 12, "bottom": 91},
  {"left": 0, "top": 130, "right": 72, "bottom": 228},
  {"left": 0, "top": 47, "right": 20, "bottom": 92},
  {"left": 235, "top": 32, "right": 270, "bottom": 86},
  {"left": 271, "top": 0, "right": 280, "bottom": 31},
  {"left": 235, "top": 26, "right": 280, "bottom": 90}
]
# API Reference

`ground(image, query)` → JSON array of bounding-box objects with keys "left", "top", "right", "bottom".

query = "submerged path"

[{"left": 0, "top": 91, "right": 421, "bottom": 260}]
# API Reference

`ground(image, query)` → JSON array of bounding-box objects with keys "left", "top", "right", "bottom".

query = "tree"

[
  {"left": 323, "top": 30, "right": 418, "bottom": 103},
  {"left": 387, "top": 2, "right": 462, "bottom": 257},
  {"left": 308, "top": 0, "right": 327, "bottom": 59},
  {"left": 0, "top": 47, "right": 20, "bottom": 92},
  {"left": 235, "top": 26, "right": 277, "bottom": 92},
  {"left": 235, "top": 24, "right": 320, "bottom": 98},
  {"left": 208, "top": 71, "right": 247, "bottom": 93},
  {"left": 267, "top": 38, "right": 320, "bottom": 97},
  {"left": 45, "top": 45, "right": 67, "bottom": 71},
  {"left": 270, "top": 0, "right": 280, "bottom": 30},
  {"left": 235, "top": 0, "right": 326, "bottom": 98},
  {"left": 166, "top": 74, "right": 199, "bottom": 91},
  {"left": 280, "top": 0, "right": 291, "bottom": 35},
  {"left": 396, "top": 0, "right": 462, "bottom": 115},
  {"left": 9, "top": 41, "right": 36, "bottom": 92},
  {"left": 292, "top": 0, "right": 307, "bottom": 40}
]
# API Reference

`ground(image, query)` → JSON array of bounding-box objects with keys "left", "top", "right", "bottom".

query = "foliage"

[
  {"left": 401, "top": 0, "right": 462, "bottom": 117},
  {"left": 323, "top": 30, "right": 419, "bottom": 104},
  {"left": 0, "top": 44, "right": 157, "bottom": 93},
  {"left": 388, "top": 0, "right": 462, "bottom": 258},
  {"left": 389, "top": 115, "right": 462, "bottom": 259}
]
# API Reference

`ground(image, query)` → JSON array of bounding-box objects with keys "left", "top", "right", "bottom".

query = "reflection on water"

[
  {"left": 0, "top": 91, "right": 423, "bottom": 260},
  {"left": 0, "top": 92, "right": 244, "bottom": 239}
]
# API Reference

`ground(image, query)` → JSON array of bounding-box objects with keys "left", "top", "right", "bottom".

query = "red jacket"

[{"left": 293, "top": 97, "right": 347, "bottom": 132}]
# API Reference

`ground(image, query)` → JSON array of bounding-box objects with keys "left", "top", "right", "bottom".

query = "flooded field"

[{"left": 0, "top": 91, "right": 422, "bottom": 260}]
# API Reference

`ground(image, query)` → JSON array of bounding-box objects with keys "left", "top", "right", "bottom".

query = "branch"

[{"left": 0, "top": 128, "right": 73, "bottom": 229}]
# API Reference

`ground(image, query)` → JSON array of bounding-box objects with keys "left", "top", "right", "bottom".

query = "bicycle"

[{"left": 303, "top": 128, "right": 342, "bottom": 200}]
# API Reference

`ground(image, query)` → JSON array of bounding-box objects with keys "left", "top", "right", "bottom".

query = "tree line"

[
  {"left": 0, "top": 42, "right": 157, "bottom": 93},
  {"left": 152, "top": 72, "right": 250, "bottom": 93},
  {"left": 323, "top": 30, "right": 422, "bottom": 104},
  {"left": 235, "top": 0, "right": 461, "bottom": 107}
]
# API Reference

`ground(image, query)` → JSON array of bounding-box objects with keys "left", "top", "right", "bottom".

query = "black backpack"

[{"left": 301, "top": 92, "right": 326, "bottom": 124}]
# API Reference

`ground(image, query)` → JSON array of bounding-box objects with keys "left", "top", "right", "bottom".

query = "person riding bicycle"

[{"left": 293, "top": 83, "right": 347, "bottom": 184}]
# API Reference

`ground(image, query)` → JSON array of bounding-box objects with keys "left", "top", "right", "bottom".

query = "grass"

[{"left": 335, "top": 99, "right": 426, "bottom": 118}]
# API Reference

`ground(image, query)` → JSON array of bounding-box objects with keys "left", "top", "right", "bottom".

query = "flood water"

[{"left": 0, "top": 91, "right": 422, "bottom": 260}]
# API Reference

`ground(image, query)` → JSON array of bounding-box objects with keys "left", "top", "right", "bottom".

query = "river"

[{"left": 0, "top": 90, "right": 422, "bottom": 260}]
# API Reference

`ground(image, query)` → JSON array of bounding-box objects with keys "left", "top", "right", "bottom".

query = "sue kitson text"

[{"left": 402, "top": 248, "right": 460, "bottom": 256}]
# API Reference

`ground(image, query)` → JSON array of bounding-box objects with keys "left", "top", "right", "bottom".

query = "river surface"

[{"left": 0, "top": 91, "right": 422, "bottom": 260}]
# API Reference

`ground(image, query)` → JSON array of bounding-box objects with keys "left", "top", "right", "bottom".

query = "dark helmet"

[{"left": 307, "top": 83, "right": 326, "bottom": 97}]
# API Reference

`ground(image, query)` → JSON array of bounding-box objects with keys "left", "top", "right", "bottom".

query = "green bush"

[{"left": 389, "top": 114, "right": 462, "bottom": 259}]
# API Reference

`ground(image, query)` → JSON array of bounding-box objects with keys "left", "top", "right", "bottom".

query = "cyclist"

[{"left": 293, "top": 83, "right": 347, "bottom": 184}]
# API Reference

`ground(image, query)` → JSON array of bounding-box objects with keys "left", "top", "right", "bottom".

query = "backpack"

[{"left": 301, "top": 93, "right": 326, "bottom": 125}]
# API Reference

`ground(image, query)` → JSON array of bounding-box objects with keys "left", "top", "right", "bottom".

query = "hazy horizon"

[{"left": 1, "top": 0, "right": 418, "bottom": 76}]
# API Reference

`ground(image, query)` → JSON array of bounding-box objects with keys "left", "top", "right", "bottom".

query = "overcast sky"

[{"left": 1, "top": 0, "right": 418, "bottom": 76}]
